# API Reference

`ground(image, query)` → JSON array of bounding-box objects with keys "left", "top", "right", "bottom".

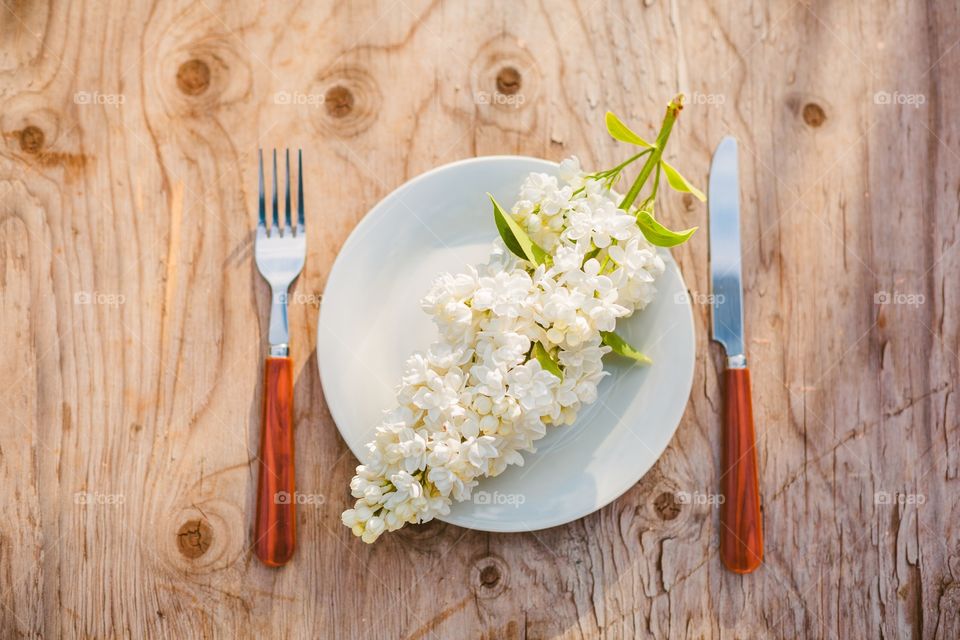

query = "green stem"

[
  {"left": 639, "top": 163, "right": 662, "bottom": 211},
  {"left": 619, "top": 94, "right": 685, "bottom": 211},
  {"left": 604, "top": 149, "right": 652, "bottom": 179}
]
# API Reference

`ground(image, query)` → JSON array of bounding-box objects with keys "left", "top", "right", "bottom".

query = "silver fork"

[{"left": 253, "top": 148, "right": 305, "bottom": 567}]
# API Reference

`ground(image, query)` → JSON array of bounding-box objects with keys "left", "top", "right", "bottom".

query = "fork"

[{"left": 254, "top": 148, "right": 305, "bottom": 566}]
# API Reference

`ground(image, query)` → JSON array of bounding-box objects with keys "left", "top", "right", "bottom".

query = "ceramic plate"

[{"left": 318, "top": 156, "right": 695, "bottom": 532}]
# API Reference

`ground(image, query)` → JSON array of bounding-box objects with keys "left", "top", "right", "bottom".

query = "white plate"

[{"left": 318, "top": 156, "right": 695, "bottom": 533}]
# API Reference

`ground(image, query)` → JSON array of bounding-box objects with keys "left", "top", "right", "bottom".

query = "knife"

[{"left": 709, "top": 136, "right": 763, "bottom": 573}]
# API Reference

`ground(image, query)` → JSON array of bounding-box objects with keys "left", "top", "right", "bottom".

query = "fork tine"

[
  {"left": 284, "top": 148, "right": 292, "bottom": 233},
  {"left": 297, "top": 149, "right": 304, "bottom": 232},
  {"left": 271, "top": 149, "right": 279, "bottom": 232},
  {"left": 258, "top": 149, "right": 266, "bottom": 228}
]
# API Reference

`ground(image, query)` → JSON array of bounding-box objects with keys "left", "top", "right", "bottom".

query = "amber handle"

[
  {"left": 719, "top": 366, "right": 763, "bottom": 573},
  {"left": 255, "top": 356, "right": 296, "bottom": 566}
]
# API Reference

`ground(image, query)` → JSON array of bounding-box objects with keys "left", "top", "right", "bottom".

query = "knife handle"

[
  {"left": 255, "top": 356, "right": 296, "bottom": 566},
  {"left": 719, "top": 366, "right": 763, "bottom": 573}
]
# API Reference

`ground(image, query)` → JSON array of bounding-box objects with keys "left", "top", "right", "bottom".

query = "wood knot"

[
  {"left": 479, "top": 563, "right": 501, "bottom": 587},
  {"left": 682, "top": 193, "right": 695, "bottom": 210},
  {"left": 19, "top": 125, "right": 44, "bottom": 154},
  {"left": 324, "top": 85, "right": 354, "bottom": 118},
  {"left": 802, "top": 102, "right": 826, "bottom": 127},
  {"left": 159, "top": 41, "right": 252, "bottom": 116},
  {"left": 176, "top": 519, "right": 212, "bottom": 558},
  {"left": 653, "top": 491, "right": 681, "bottom": 520},
  {"left": 312, "top": 66, "right": 380, "bottom": 137},
  {"left": 176, "top": 59, "right": 211, "bottom": 96},
  {"left": 496, "top": 66, "right": 522, "bottom": 95},
  {"left": 470, "top": 35, "right": 539, "bottom": 122},
  {"left": 471, "top": 555, "right": 508, "bottom": 598}
]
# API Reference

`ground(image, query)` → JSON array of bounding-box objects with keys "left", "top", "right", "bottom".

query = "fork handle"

[
  {"left": 255, "top": 356, "right": 296, "bottom": 566},
  {"left": 719, "top": 366, "right": 763, "bottom": 573}
]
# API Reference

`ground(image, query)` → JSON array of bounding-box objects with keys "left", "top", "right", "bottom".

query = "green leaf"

[
  {"left": 533, "top": 341, "right": 563, "bottom": 380},
  {"left": 605, "top": 112, "right": 655, "bottom": 148},
  {"left": 636, "top": 209, "right": 698, "bottom": 247},
  {"left": 600, "top": 331, "right": 653, "bottom": 365},
  {"left": 660, "top": 160, "right": 706, "bottom": 201},
  {"left": 489, "top": 194, "right": 548, "bottom": 266}
]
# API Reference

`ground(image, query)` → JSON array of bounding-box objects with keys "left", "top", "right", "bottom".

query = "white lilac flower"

[
  {"left": 558, "top": 156, "right": 585, "bottom": 188},
  {"left": 519, "top": 172, "right": 573, "bottom": 216},
  {"left": 410, "top": 369, "right": 464, "bottom": 423},
  {"left": 471, "top": 270, "right": 533, "bottom": 318},
  {"left": 540, "top": 286, "right": 585, "bottom": 328},
  {"left": 342, "top": 157, "right": 668, "bottom": 542},
  {"left": 506, "top": 360, "right": 560, "bottom": 413}
]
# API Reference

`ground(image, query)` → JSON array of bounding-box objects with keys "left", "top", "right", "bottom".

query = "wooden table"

[{"left": 1, "top": 1, "right": 957, "bottom": 637}]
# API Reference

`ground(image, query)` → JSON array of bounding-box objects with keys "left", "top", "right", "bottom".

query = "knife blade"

[
  {"left": 709, "top": 136, "right": 745, "bottom": 365},
  {"left": 709, "top": 136, "right": 764, "bottom": 574}
]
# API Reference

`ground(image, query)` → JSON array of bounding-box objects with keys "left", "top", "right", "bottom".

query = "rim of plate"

[{"left": 317, "top": 154, "right": 696, "bottom": 533}]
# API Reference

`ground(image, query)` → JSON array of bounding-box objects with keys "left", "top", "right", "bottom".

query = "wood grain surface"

[{"left": 1, "top": 0, "right": 958, "bottom": 638}]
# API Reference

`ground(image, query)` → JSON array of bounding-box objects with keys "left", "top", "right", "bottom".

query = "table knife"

[{"left": 709, "top": 136, "right": 763, "bottom": 573}]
